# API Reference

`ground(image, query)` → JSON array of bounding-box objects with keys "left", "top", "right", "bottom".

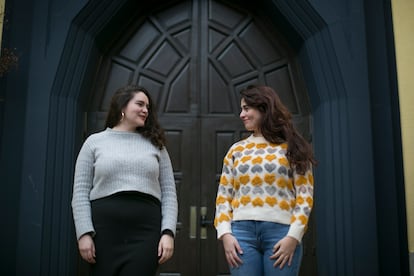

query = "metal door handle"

[
  {"left": 189, "top": 206, "right": 214, "bottom": 239},
  {"left": 200, "top": 206, "right": 213, "bottom": 239},
  {"left": 200, "top": 206, "right": 214, "bottom": 227}
]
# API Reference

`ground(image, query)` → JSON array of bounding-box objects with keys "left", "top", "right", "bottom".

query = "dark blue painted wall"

[
  {"left": 0, "top": 0, "right": 33, "bottom": 274},
  {"left": 0, "top": 0, "right": 408, "bottom": 275},
  {"left": 364, "top": 0, "right": 408, "bottom": 274},
  {"left": 0, "top": 0, "right": 87, "bottom": 275}
]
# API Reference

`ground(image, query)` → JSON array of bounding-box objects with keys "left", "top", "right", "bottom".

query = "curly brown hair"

[
  {"left": 105, "top": 85, "right": 166, "bottom": 149},
  {"left": 240, "top": 85, "right": 317, "bottom": 174}
]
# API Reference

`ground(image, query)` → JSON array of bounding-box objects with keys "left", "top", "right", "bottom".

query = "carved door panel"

[{"left": 83, "top": 1, "right": 316, "bottom": 275}]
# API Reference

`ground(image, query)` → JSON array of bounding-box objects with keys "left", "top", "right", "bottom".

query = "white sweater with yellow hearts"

[{"left": 214, "top": 135, "right": 314, "bottom": 242}]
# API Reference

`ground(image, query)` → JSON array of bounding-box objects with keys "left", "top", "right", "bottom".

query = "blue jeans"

[{"left": 230, "top": 220, "right": 303, "bottom": 276}]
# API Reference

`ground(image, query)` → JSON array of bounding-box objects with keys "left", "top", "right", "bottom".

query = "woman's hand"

[
  {"left": 270, "top": 236, "right": 298, "bottom": 269},
  {"left": 222, "top": 233, "right": 243, "bottom": 268},
  {"left": 78, "top": 234, "right": 96, "bottom": 264},
  {"left": 158, "top": 234, "right": 174, "bottom": 264}
]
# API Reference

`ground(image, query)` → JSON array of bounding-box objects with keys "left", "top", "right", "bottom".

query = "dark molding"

[
  {"left": 364, "top": 0, "right": 409, "bottom": 275},
  {"left": 41, "top": 0, "right": 128, "bottom": 274},
  {"left": 0, "top": 0, "right": 34, "bottom": 275},
  {"left": 270, "top": 0, "right": 326, "bottom": 41}
]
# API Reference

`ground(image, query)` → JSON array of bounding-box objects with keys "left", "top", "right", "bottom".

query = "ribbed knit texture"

[
  {"left": 72, "top": 128, "right": 178, "bottom": 240},
  {"left": 214, "top": 135, "right": 314, "bottom": 242}
]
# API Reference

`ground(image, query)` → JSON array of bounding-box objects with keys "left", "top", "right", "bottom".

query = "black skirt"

[{"left": 90, "top": 191, "right": 161, "bottom": 276}]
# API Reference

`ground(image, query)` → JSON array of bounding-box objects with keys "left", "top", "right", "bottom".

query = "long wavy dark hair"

[
  {"left": 105, "top": 85, "right": 166, "bottom": 149},
  {"left": 240, "top": 85, "right": 317, "bottom": 174}
]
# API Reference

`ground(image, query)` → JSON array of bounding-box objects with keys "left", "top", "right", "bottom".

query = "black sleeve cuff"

[{"left": 161, "top": 229, "right": 174, "bottom": 238}]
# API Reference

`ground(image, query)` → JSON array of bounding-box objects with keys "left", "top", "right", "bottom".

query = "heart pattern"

[
  {"left": 265, "top": 163, "right": 276, "bottom": 172},
  {"left": 278, "top": 190, "right": 288, "bottom": 198},
  {"left": 266, "top": 148, "right": 277, "bottom": 154},
  {"left": 223, "top": 166, "right": 230, "bottom": 174},
  {"left": 244, "top": 149, "right": 254, "bottom": 155},
  {"left": 265, "top": 186, "right": 276, "bottom": 195},
  {"left": 253, "top": 186, "right": 264, "bottom": 194},
  {"left": 215, "top": 137, "right": 314, "bottom": 240},
  {"left": 278, "top": 166, "right": 288, "bottom": 175},
  {"left": 241, "top": 186, "right": 251, "bottom": 195},
  {"left": 255, "top": 149, "right": 265, "bottom": 154},
  {"left": 251, "top": 165, "right": 263, "bottom": 173},
  {"left": 238, "top": 164, "right": 250, "bottom": 174},
  {"left": 219, "top": 186, "right": 226, "bottom": 193},
  {"left": 234, "top": 152, "right": 243, "bottom": 158},
  {"left": 298, "top": 186, "right": 307, "bottom": 194}
]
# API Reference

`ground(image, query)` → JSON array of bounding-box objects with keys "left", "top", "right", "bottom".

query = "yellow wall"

[
  {"left": 0, "top": 0, "right": 5, "bottom": 47},
  {"left": 392, "top": 0, "right": 414, "bottom": 257}
]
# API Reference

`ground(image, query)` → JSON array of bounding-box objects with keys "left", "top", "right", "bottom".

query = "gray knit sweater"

[{"left": 71, "top": 128, "right": 178, "bottom": 240}]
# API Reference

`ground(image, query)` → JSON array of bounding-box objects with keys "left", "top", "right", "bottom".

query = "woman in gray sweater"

[{"left": 72, "top": 85, "right": 178, "bottom": 275}]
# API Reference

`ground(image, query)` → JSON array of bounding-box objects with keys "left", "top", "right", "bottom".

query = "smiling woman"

[
  {"left": 239, "top": 99, "right": 263, "bottom": 135},
  {"left": 71, "top": 85, "right": 178, "bottom": 275},
  {"left": 113, "top": 91, "right": 149, "bottom": 131},
  {"left": 214, "top": 85, "right": 317, "bottom": 276}
]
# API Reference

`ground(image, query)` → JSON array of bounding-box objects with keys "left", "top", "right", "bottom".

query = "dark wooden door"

[{"left": 83, "top": 1, "right": 316, "bottom": 275}]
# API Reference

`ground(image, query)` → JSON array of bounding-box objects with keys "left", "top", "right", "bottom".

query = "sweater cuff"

[
  {"left": 76, "top": 225, "right": 95, "bottom": 241},
  {"left": 287, "top": 224, "right": 305, "bottom": 243},
  {"left": 161, "top": 229, "right": 175, "bottom": 238},
  {"left": 216, "top": 222, "right": 232, "bottom": 239}
]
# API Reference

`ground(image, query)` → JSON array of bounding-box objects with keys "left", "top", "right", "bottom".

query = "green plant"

[
  {"left": 0, "top": 47, "right": 18, "bottom": 76},
  {"left": 0, "top": 9, "right": 18, "bottom": 77}
]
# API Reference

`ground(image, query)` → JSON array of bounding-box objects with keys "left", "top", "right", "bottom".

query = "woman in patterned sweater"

[{"left": 214, "top": 85, "right": 316, "bottom": 276}]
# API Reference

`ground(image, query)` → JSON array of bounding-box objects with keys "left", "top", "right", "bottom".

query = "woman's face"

[
  {"left": 240, "top": 98, "right": 262, "bottom": 135},
  {"left": 122, "top": 91, "right": 149, "bottom": 129}
]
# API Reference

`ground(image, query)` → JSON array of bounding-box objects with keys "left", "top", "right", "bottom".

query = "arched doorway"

[{"left": 79, "top": 1, "right": 316, "bottom": 275}]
